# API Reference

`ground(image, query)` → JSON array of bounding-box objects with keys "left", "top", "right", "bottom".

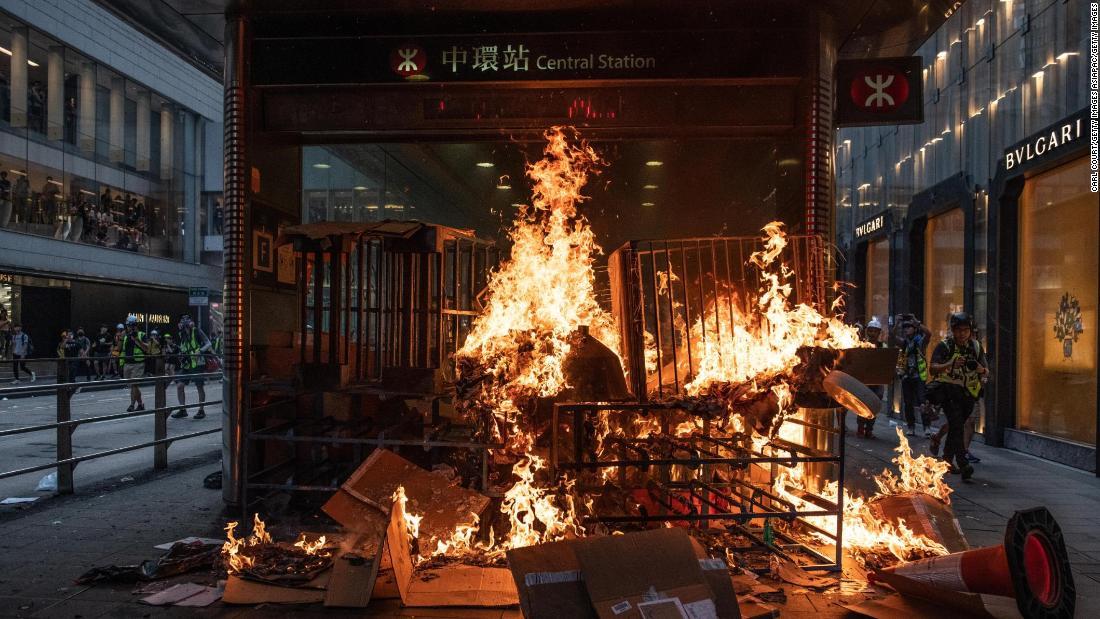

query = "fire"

[
  {"left": 773, "top": 427, "right": 951, "bottom": 565},
  {"left": 222, "top": 513, "right": 330, "bottom": 575},
  {"left": 392, "top": 485, "right": 423, "bottom": 546}
]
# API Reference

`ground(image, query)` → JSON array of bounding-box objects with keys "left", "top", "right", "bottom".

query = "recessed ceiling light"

[
  {"left": 496, "top": 184, "right": 511, "bottom": 190},
  {"left": 643, "top": 184, "right": 658, "bottom": 189},
  {"left": 642, "top": 202, "right": 655, "bottom": 207},
  {"left": 645, "top": 161, "right": 663, "bottom": 167},
  {"left": 353, "top": 185, "right": 367, "bottom": 191},
  {"left": 312, "top": 163, "right": 331, "bottom": 169},
  {"left": 476, "top": 162, "right": 495, "bottom": 168}
]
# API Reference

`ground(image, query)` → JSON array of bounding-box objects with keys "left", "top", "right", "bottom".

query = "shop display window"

[
  {"left": 923, "top": 207, "right": 965, "bottom": 341},
  {"left": 864, "top": 236, "right": 890, "bottom": 341},
  {"left": 1017, "top": 158, "right": 1096, "bottom": 446}
]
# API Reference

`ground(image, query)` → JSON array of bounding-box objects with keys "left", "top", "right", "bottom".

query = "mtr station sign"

[{"left": 836, "top": 56, "right": 924, "bottom": 127}]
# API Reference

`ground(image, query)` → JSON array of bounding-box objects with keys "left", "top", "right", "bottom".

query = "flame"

[
  {"left": 774, "top": 427, "right": 952, "bottom": 564},
  {"left": 392, "top": 485, "right": 423, "bottom": 546},
  {"left": 221, "top": 513, "right": 272, "bottom": 574}
]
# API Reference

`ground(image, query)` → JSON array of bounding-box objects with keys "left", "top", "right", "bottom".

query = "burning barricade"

[{"left": 194, "top": 126, "right": 1074, "bottom": 618}]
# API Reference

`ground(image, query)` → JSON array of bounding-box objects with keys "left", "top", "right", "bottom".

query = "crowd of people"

[
  {"left": 5, "top": 314, "right": 221, "bottom": 420},
  {"left": 855, "top": 310, "right": 988, "bottom": 481},
  {"left": 0, "top": 170, "right": 166, "bottom": 253}
]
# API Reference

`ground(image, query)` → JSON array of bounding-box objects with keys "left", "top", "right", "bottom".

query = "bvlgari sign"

[
  {"left": 854, "top": 212, "right": 888, "bottom": 240},
  {"left": 1004, "top": 109, "right": 1087, "bottom": 171}
]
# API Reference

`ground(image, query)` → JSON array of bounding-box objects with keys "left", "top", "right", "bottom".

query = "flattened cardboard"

[
  {"left": 386, "top": 500, "right": 518, "bottom": 608},
  {"left": 324, "top": 531, "right": 386, "bottom": 608},
  {"left": 222, "top": 575, "right": 326, "bottom": 605},
  {"left": 576, "top": 528, "right": 716, "bottom": 619},
  {"left": 868, "top": 492, "right": 969, "bottom": 553},
  {"left": 507, "top": 537, "right": 596, "bottom": 619},
  {"left": 323, "top": 448, "right": 489, "bottom": 547}
]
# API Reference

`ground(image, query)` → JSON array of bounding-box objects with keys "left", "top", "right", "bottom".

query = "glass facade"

[
  {"left": 864, "top": 237, "right": 889, "bottom": 340},
  {"left": 923, "top": 208, "right": 965, "bottom": 342},
  {"left": 836, "top": 0, "right": 1091, "bottom": 236},
  {"left": 1016, "top": 158, "right": 1096, "bottom": 446},
  {"left": 0, "top": 13, "right": 213, "bottom": 261}
]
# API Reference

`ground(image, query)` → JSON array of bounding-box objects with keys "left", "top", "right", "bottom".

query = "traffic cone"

[{"left": 870, "top": 507, "right": 1075, "bottom": 619}]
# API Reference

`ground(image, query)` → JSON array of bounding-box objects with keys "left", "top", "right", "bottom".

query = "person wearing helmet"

[
  {"left": 855, "top": 317, "right": 887, "bottom": 439},
  {"left": 927, "top": 311, "right": 987, "bottom": 480},
  {"left": 119, "top": 315, "right": 151, "bottom": 412},
  {"left": 895, "top": 316, "right": 932, "bottom": 437},
  {"left": 172, "top": 313, "right": 212, "bottom": 420}
]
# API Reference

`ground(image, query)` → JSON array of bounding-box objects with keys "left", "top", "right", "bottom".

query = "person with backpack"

[
  {"left": 10, "top": 324, "right": 35, "bottom": 382},
  {"left": 926, "top": 312, "right": 987, "bottom": 480},
  {"left": 172, "top": 314, "right": 212, "bottom": 420},
  {"left": 895, "top": 317, "right": 932, "bottom": 437},
  {"left": 119, "top": 315, "right": 150, "bottom": 411}
]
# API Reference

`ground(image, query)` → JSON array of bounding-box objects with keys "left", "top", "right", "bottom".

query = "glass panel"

[
  {"left": 923, "top": 207, "right": 965, "bottom": 341},
  {"left": 865, "top": 237, "right": 890, "bottom": 342},
  {"left": 1017, "top": 157, "right": 1096, "bottom": 446}
]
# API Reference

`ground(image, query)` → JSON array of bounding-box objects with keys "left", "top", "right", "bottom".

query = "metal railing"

[{"left": 0, "top": 357, "right": 222, "bottom": 494}]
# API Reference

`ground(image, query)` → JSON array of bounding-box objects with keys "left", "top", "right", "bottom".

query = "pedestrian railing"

[{"left": 0, "top": 357, "right": 222, "bottom": 494}]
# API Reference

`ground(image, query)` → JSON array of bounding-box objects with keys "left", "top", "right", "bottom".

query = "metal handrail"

[{"left": 0, "top": 367, "right": 224, "bottom": 493}]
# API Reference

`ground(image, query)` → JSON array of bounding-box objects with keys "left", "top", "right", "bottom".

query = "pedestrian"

[
  {"left": 145, "top": 329, "right": 162, "bottom": 376},
  {"left": 172, "top": 313, "right": 212, "bottom": 419},
  {"left": 110, "top": 323, "right": 124, "bottom": 378},
  {"left": 855, "top": 318, "right": 887, "bottom": 439},
  {"left": 926, "top": 312, "right": 986, "bottom": 480},
  {"left": 895, "top": 317, "right": 932, "bottom": 436},
  {"left": 74, "top": 327, "right": 93, "bottom": 382},
  {"left": 118, "top": 315, "right": 150, "bottom": 411},
  {"left": 92, "top": 324, "right": 112, "bottom": 379},
  {"left": 10, "top": 324, "right": 35, "bottom": 383},
  {"left": 57, "top": 329, "right": 82, "bottom": 383},
  {"left": 162, "top": 333, "right": 179, "bottom": 380}
]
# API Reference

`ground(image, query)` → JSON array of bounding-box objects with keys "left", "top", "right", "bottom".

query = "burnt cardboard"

[
  {"left": 507, "top": 537, "right": 596, "bottom": 619},
  {"left": 868, "top": 492, "right": 969, "bottom": 553},
  {"left": 577, "top": 528, "right": 717, "bottom": 619},
  {"left": 385, "top": 500, "right": 518, "bottom": 608},
  {"left": 836, "top": 347, "right": 899, "bottom": 385},
  {"left": 323, "top": 531, "right": 386, "bottom": 608},
  {"left": 222, "top": 575, "right": 326, "bottom": 605},
  {"left": 861, "top": 571, "right": 1020, "bottom": 619},
  {"left": 323, "top": 448, "right": 490, "bottom": 547}
]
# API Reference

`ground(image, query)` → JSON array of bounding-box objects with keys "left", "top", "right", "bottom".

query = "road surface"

[{"left": 0, "top": 380, "right": 222, "bottom": 499}]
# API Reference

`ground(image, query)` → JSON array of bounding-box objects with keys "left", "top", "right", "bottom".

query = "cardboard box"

[
  {"left": 323, "top": 531, "right": 386, "bottom": 608},
  {"left": 577, "top": 528, "right": 718, "bottom": 619},
  {"left": 507, "top": 537, "right": 596, "bottom": 619},
  {"left": 868, "top": 492, "right": 969, "bottom": 553},
  {"left": 322, "top": 448, "right": 490, "bottom": 547},
  {"left": 386, "top": 500, "right": 518, "bottom": 607}
]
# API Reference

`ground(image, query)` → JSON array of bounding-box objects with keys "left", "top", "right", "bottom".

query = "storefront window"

[
  {"left": 923, "top": 207, "right": 965, "bottom": 340},
  {"left": 0, "top": 16, "right": 207, "bottom": 263},
  {"left": 1017, "top": 158, "right": 1096, "bottom": 446},
  {"left": 865, "top": 236, "right": 889, "bottom": 341}
]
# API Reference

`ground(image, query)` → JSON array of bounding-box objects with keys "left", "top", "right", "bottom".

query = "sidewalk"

[{"left": 0, "top": 419, "right": 1097, "bottom": 617}]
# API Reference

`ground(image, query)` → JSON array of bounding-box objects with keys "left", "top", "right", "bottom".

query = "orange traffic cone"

[{"left": 871, "top": 507, "right": 1075, "bottom": 619}]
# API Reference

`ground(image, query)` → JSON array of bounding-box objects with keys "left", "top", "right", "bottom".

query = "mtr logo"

[
  {"left": 836, "top": 56, "right": 923, "bottom": 127},
  {"left": 390, "top": 44, "right": 427, "bottom": 79},
  {"left": 849, "top": 69, "right": 910, "bottom": 113}
]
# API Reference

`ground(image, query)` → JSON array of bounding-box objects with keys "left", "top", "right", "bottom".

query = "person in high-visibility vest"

[
  {"left": 895, "top": 317, "right": 932, "bottom": 437},
  {"left": 119, "top": 315, "right": 150, "bottom": 412},
  {"left": 927, "top": 312, "right": 987, "bottom": 480},
  {"left": 171, "top": 313, "right": 212, "bottom": 420}
]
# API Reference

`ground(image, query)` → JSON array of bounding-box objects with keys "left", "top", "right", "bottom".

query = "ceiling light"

[
  {"left": 645, "top": 160, "right": 663, "bottom": 167},
  {"left": 937, "top": 51, "right": 947, "bottom": 60},
  {"left": 476, "top": 162, "right": 495, "bottom": 168},
  {"left": 976, "top": 18, "right": 985, "bottom": 26},
  {"left": 1056, "top": 52, "right": 1079, "bottom": 61},
  {"left": 0, "top": 47, "right": 38, "bottom": 66},
  {"left": 641, "top": 202, "right": 655, "bottom": 207},
  {"left": 496, "top": 184, "right": 511, "bottom": 190},
  {"left": 1032, "top": 70, "right": 1044, "bottom": 79},
  {"left": 27, "top": 59, "right": 38, "bottom": 67},
  {"left": 353, "top": 185, "right": 367, "bottom": 190},
  {"left": 643, "top": 184, "right": 658, "bottom": 189},
  {"left": 312, "top": 163, "right": 331, "bottom": 169}
]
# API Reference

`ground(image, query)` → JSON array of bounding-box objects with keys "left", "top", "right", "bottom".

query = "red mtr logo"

[
  {"left": 390, "top": 44, "right": 427, "bottom": 79},
  {"left": 849, "top": 67, "right": 910, "bottom": 113}
]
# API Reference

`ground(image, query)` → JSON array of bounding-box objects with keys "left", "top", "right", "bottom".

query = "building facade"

[
  {"left": 835, "top": 0, "right": 1095, "bottom": 472},
  {"left": 0, "top": 0, "right": 223, "bottom": 353}
]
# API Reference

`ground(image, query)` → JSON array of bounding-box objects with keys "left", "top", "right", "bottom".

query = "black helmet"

[{"left": 949, "top": 312, "right": 973, "bottom": 330}]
